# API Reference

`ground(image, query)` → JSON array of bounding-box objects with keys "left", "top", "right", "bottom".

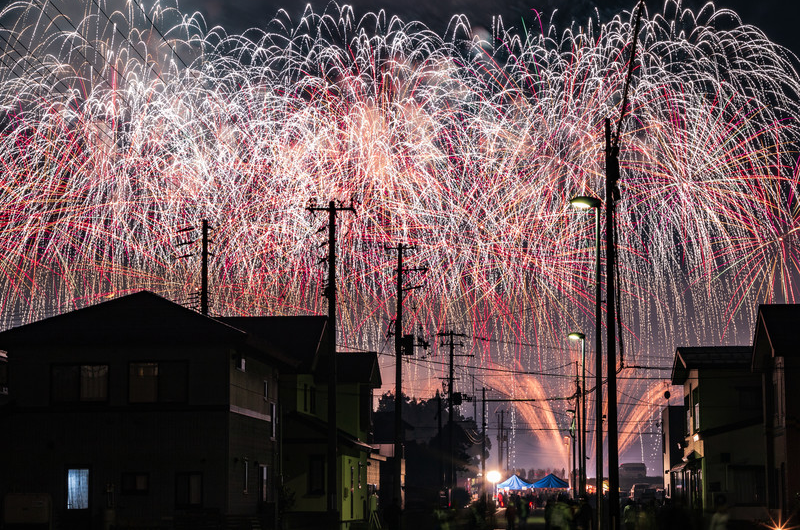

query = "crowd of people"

[{"left": 494, "top": 491, "right": 703, "bottom": 530}]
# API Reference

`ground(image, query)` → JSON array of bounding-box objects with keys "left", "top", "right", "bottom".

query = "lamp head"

[
  {"left": 568, "top": 332, "right": 585, "bottom": 341},
  {"left": 570, "top": 196, "right": 601, "bottom": 209}
]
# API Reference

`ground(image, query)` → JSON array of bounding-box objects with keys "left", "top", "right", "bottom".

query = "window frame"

[
  {"left": 51, "top": 364, "right": 109, "bottom": 404},
  {"left": 66, "top": 467, "right": 91, "bottom": 511},
  {"left": 175, "top": 472, "right": 203, "bottom": 508},
  {"left": 128, "top": 360, "right": 188, "bottom": 404},
  {"left": 121, "top": 472, "right": 150, "bottom": 496}
]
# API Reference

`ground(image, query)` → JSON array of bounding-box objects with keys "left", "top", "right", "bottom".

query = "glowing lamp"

[
  {"left": 487, "top": 470, "right": 501, "bottom": 484},
  {"left": 570, "top": 196, "right": 602, "bottom": 210}
]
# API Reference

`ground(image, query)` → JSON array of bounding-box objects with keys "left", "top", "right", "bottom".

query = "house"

[
  {"left": 750, "top": 304, "right": 799, "bottom": 524},
  {"left": 670, "top": 345, "right": 766, "bottom": 520},
  {"left": 661, "top": 405, "right": 685, "bottom": 500},
  {"left": 0, "top": 291, "right": 301, "bottom": 529},
  {"left": 222, "top": 317, "right": 383, "bottom": 529}
]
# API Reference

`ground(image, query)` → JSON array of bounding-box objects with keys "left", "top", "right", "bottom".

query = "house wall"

[
  {"left": 680, "top": 366, "right": 765, "bottom": 518},
  {"left": 227, "top": 351, "right": 280, "bottom": 516},
  {"left": 0, "top": 339, "right": 281, "bottom": 528}
]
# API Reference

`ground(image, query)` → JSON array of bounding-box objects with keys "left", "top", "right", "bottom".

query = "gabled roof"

[
  {"left": 318, "top": 351, "right": 382, "bottom": 388},
  {"left": 0, "top": 291, "right": 244, "bottom": 348},
  {"left": 218, "top": 316, "right": 327, "bottom": 373},
  {"left": 752, "top": 304, "right": 800, "bottom": 370},
  {"left": 671, "top": 346, "right": 752, "bottom": 385}
]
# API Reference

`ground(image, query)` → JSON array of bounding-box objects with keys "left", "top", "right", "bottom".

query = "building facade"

[
  {"left": 670, "top": 346, "right": 766, "bottom": 520},
  {"left": 751, "top": 304, "right": 799, "bottom": 524},
  {"left": 0, "top": 292, "right": 297, "bottom": 529}
]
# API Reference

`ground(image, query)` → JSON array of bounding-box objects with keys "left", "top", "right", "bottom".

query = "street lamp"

[
  {"left": 487, "top": 470, "right": 502, "bottom": 504},
  {"left": 568, "top": 331, "right": 586, "bottom": 496},
  {"left": 569, "top": 195, "right": 601, "bottom": 528}
]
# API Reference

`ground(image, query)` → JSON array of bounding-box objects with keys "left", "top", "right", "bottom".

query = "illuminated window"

[{"left": 67, "top": 468, "right": 90, "bottom": 509}]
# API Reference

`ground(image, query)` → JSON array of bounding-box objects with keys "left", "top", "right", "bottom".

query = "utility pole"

[
  {"left": 481, "top": 387, "right": 487, "bottom": 498},
  {"left": 176, "top": 219, "right": 213, "bottom": 315},
  {"left": 200, "top": 219, "right": 209, "bottom": 315},
  {"left": 437, "top": 390, "right": 443, "bottom": 492},
  {"left": 438, "top": 330, "right": 471, "bottom": 498},
  {"left": 605, "top": 117, "right": 621, "bottom": 530},
  {"left": 497, "top": 410, "right": 505, "bottom": 472},
  {"left": 605, "top": 5, "right": 644, "bottom": 527},
  {"left": 307, "top": 200, "right": 355, "bottom": 530},
  {"left": 387, "top": 243, "right": 425, "bottom": 526}
]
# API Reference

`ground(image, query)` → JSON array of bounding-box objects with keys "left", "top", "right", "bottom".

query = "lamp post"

[
  {"left": 569, "top": 195, "right": 601, "bottom": 527},
  {"left": 569, "top": 331, "right": 586, "bottom": 496}
]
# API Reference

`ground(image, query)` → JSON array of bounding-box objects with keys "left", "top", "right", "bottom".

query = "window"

[
  {"left": 308, "top": 456, "right": 325, "bottom": 495},
  {"left": 259, "top": 465, "right": 274, "bottom": 503},
  {"left": 129, "top": 363, "right": 158, "bottom": 402},
  {"left": 53, "top": 365, "right": 108, "bottom": 402},
  {"left": 0, "top": 352, "right": 7, "bottom": 395},
  {"left": 263, "top": 380, "right": 270, "bottom": 401},
  {"left": 121, "top": 473, "right": 149, "bottom": 495},
  {"left": 269, "top": 402, "right": 277, "bottom": 439},
  {"left": 309, "top": 386, "right": 316, "bottom": 414},
  {"left": 303, "top": 383, "right": 308, "bottom": 412},
  {"left": 692, "top": 388, "right": 700, "bottom": 431},
  {"left": 243, "top": 458, "right": 249, "bottom": 494},
  {"left": 684, "top": 395, "right": 691, "bottom": 435},
  {"left": 129, "top": 362, "right": 187, "bottom": 403},
  {"left": 67, "top": 468, "right": 90, "bottom": 510},
  {"left": 175, "top": 472, "right": 203, "bottom": 507}
]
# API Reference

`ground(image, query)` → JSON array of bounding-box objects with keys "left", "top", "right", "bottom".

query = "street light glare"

[
  {"left": 568, "top": 332, "right": 585, "bottom": 341},
  {"left": 570, "top": 196, "right": 602, "bottom": 209},
  {"left": 487, "top": 470, "right": 502, "bottom": 484}
]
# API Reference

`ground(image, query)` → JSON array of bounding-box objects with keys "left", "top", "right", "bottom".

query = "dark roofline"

[
  {"left": 751, "top": 304, "right": 800, "bottom": 371},
  {"left": 671, "top": 345, "right": 752, "bottom": 385},
  {"left": 0, "top": 290, "right": 246, "bottom": 347}
]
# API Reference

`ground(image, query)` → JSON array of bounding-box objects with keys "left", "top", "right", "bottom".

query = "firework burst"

[{"left": 0, "top": 0, "right": 796, "bottom": 466}]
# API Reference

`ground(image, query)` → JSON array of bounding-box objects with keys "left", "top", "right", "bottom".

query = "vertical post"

[
  {"left": 393, "top": 243, "right": 404, "bottom": 525},
  {"left": 498, "top": 410, "right": 504, "bottom": 472},
  {"left": 448, "top": 331, "right": 455, "bottom": 496},
  {"left": 326, "top": 202, "right": 338, "bottom": 526},
  {"left": 437, "top": 391, "right": 444, "bottom": 492},
  {"left": 594, "top": 204, "right": 604, "bottom": 530},
  {"left": 605, "top": 119, "right": 620, "bottom": 530},
  {"left": 575, "top": 361, "right": 580, "bottom": 498},
  {"left": 580, "top": 337, "right": 586, "bottom": 495},
  {"left": 200, "top": 219, "right": 209, "bottom": 316},
  {"left": 481, "top": 387, "right": 486, "bottom": 497},
  {"left": 306, "top": 200, "right": 355, "bottom": 530}
]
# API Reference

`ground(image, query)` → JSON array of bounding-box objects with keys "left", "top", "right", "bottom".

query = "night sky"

[
  {"left": 181, "top": 0, "right": 798, "bottom": 53},
  {"left": 0, "top": 0, "right": 795, "bottom": 475}
]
